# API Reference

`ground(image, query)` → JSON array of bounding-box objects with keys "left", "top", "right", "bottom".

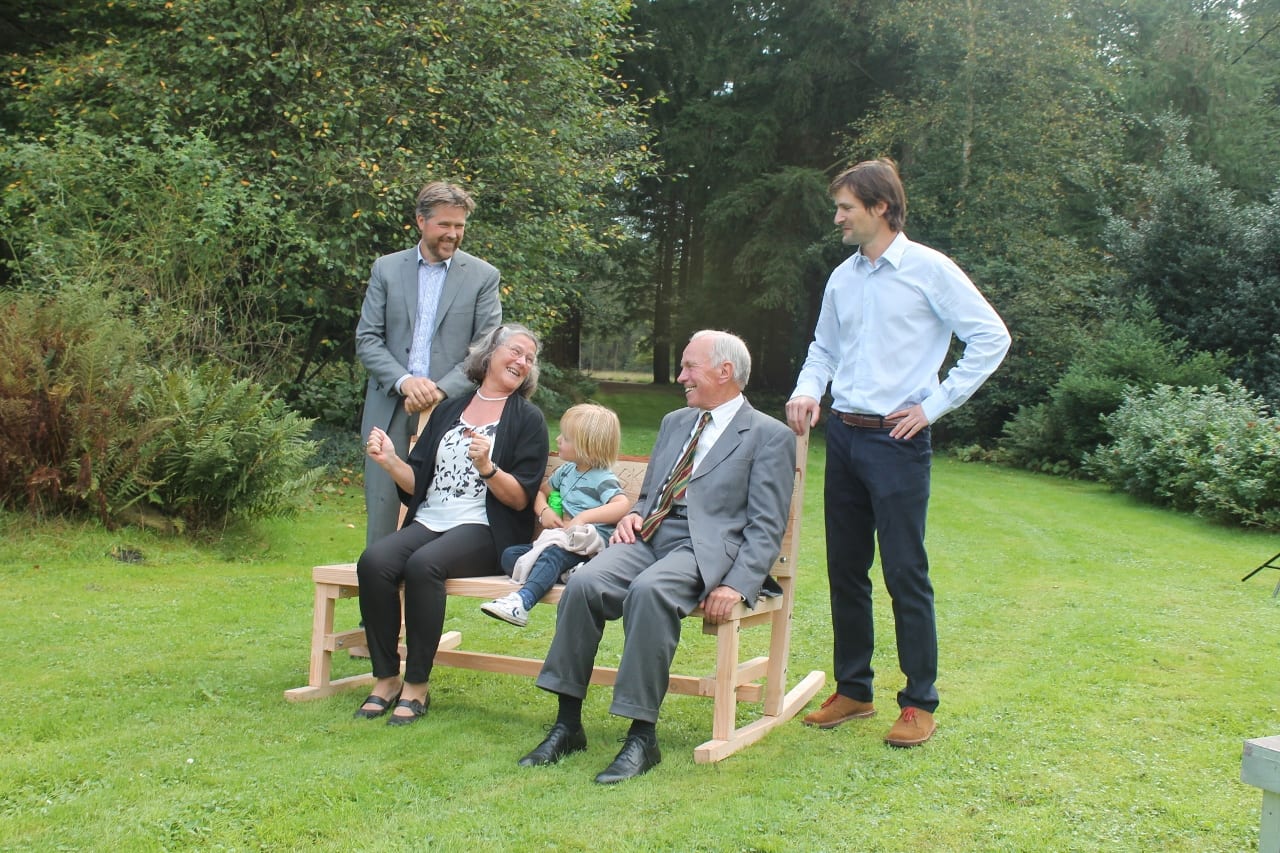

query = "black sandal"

[
  {"left": 353, "top": 689, "right": 401, "bottom": 720},
  {"left": 386, "top": 695, "right": 430, "bottom": 726}
]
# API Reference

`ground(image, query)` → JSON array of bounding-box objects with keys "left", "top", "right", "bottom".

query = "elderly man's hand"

[
  {"left": 610, "top": 512, "right": 643, "bottom": 544},
  {"left": 701, "top": 584, "right": 743, "bottom": 624}
]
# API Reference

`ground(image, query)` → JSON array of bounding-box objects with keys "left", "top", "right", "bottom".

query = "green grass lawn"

[{"left": 1, "top": 387, "right": 1277, "bottom": 851}]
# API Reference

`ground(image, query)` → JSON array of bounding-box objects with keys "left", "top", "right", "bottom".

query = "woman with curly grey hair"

[{"left": 355, "top": 324, "right": 548, "bottom": 725}]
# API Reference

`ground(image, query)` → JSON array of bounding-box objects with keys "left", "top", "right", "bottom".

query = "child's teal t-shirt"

[{"left": 549, "top": 463, "right": 625, "bottom": 538}]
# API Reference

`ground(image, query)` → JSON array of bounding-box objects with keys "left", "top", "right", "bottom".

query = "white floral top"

[{"left": 413, "top": 416, "right": 499, "bottom": 531}]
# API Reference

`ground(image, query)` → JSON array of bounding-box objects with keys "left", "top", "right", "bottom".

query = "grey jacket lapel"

[
  {"left": 692, "top": 400, "right": 752, "bottom": 480},
  {"left": 432, "top": 253, "right": 469, "bottom": 332},
  {"left": 399, "top": 250, "right": 418, "bottom": 320}
]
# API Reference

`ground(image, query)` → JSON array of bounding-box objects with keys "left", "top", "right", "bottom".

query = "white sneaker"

[{"left": 481, "top": 592, "right": 529, "bottom": 627}]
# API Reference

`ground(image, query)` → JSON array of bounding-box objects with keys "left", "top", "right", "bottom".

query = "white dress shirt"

[
  {"left": 791, "top": 232, "right": 1010, "bottom": 424},
  {"left": 665, "top": 393, "right": 745, "bottom": 511},
  {"left": 691, "top": 394, "right": 744, "bottom": 473}
]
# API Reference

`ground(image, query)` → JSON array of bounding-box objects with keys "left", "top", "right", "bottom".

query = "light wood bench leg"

[
  {"left": 710, "top": 621, "right": 741, "bottom": 742},
  {"left": 285, "top": 581, "right": 379, "bottom": 701}
]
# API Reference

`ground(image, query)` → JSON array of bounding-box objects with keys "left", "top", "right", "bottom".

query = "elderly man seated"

[{"left": 517, "top": 329, "right": 796, "bottom": 783}]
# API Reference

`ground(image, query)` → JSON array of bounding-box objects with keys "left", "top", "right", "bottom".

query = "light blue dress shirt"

[
  {"left": 791, "top": 232, "right": 1010, "bottom": 424},
  {"left": 395, "top": 251, "right": 451, "bottom": 393}
]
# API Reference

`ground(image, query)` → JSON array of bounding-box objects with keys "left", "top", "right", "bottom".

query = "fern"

[{"left": 138, "top": 363, "right": 320, "bottom": 530}]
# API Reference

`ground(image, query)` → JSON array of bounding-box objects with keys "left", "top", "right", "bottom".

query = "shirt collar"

[
  {"left": 703, "top": 393, "right": 745, "bottom": 430},
  {"left": 855, "top": 231, "right": 910, "bottom": 271}
]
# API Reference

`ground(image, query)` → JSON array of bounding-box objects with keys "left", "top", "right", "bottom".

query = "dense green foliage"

[
  {"left": 1087, "top": 381, "right": 1280, "bottom": 529},
  {"left": 998, "top": 307, "right": 1233, "bottom": 473},
  {"left": 0, "top": 288, "right": 321, "bottom": 530},
  {"left": 137, "top": 363, "right": 322, "bottom": 531},
  {"left": 1105, "top": 118, "right": 1280, "bottom": 405},
  {"left": 0, "top": 126, "right": 305, "bottom": 380},
  {"left": 2, "top": 0, "right": 652, "bottom": 393}
]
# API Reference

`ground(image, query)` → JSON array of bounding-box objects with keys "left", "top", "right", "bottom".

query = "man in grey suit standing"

[
  {"left": 356, "top": 181, "right": 503, "bottom": 548},
  {"left": 518, "top": 330, "right": 796, "bottom": 784}
]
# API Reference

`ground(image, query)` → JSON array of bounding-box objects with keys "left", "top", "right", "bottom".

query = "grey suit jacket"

[
  {"left": 636, "top": 400, "right": 796, "bottom": 603},
  {"left": 356, "top": 246, "right": 502, "bottom": 436}
]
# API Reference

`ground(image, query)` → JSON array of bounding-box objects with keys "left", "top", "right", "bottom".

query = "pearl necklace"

[{"left": 475, "top": 389, "right": 510, "bottom": 402}]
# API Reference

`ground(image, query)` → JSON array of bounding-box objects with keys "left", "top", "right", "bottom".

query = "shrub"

[
  {"left": 137, "top": 364, "right": 322, "bottom": 531},
  {"left": 1085, "top": 382, "right": 1280, "bottom": 529},
  {"left": 0, "top": 287, "right": 167, "bottom": 521},
  {"left": 289, "top": 360, "right": 367, "bottom": 433},
  {"left": 999, "top": 307, "right": 1232, "bottom": 473},
  {"left": 0, "top": 124, "right": 308, "bottom": 388}
]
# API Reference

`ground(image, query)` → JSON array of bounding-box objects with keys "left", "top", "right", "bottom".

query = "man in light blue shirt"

[{"left": 786, "top": 159, "right": 1010, "bottom": 748}]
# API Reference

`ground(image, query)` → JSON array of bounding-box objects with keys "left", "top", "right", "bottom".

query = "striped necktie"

[{"left": 639, "top": 411, "right": 711, "bottom": 542}]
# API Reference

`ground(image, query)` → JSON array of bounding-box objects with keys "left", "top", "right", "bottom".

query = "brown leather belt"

[{"left": 831, "top": 409, "right": 903, "bottom": 429}]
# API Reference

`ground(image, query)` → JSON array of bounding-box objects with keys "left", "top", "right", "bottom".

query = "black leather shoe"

[
  {"left": 518, "top": 722, "right": 587, "bottom": 766},
  {"left": 353, "top": 689, "right": 401, "bottom": 720},
  {"left": 594, "top": 734, "right": 661, "bottom": 784},
  {"left": 385, "top": 695, "right": 429, "bottom": 726}
]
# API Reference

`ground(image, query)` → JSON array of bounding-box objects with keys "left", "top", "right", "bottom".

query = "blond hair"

[{"left": 559, "top": 403, "right": 621, "bottom": 470}]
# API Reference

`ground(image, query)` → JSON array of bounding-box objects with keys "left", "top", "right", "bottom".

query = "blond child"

[{"left": 481, "top": 404, "right": 631, "bottom": 627}]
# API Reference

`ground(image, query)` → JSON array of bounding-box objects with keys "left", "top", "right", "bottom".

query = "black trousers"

[{"left": 357, "top": 522, "right": 497, "bottom": 683}]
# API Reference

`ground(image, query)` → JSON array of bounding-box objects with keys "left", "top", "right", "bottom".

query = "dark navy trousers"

[{"left": 823, "top": 417, "right": 938, "bottom": 713}]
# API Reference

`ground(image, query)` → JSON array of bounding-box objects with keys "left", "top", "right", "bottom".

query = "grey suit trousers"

[{"left": 536, "top": 518, "right": 701, "bottom": 723}]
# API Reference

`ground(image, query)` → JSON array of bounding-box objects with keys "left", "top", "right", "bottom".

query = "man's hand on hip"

[{"left": 887, "top": 403, "right": 930, "bottom": 440}]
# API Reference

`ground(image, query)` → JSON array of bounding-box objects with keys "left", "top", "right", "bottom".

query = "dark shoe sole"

[{"left": 353, "top": 690, "right": 402, "bottom": 719}]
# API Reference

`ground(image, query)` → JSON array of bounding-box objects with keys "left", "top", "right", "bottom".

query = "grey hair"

[
  {"left": 462, "top": 324, "right": 541, "bottom": 399},
  {"left": 415, "top": 181, "right": 476, "bottom": 220},
  {"left": 690, "top": 329, "right": 751, "bottom": 389}
]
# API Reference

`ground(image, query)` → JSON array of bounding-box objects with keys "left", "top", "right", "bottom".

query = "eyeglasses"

[{"left": 504, "top": 344, "right": 537, "bottom": 365}]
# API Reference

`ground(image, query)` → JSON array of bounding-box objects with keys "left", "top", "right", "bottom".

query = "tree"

[
  {"left": 845, "top": 0, "right": 1126, "bottom": 441},
  {"left": 619, "top": 0, "right": 894, "bottom": 389},
  {"left": 3, "top": 0, "right": 652, "bottom": 401},
  {"left": 1105, "top": 117, "right": 1280, "bottom": 406},
  {"left": 1077, "top": 0, "right": 1280, "bottom": 200}
]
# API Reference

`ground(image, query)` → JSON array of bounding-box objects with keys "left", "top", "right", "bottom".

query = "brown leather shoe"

[
  {"left": 884, "top": 707, "right": 936, "bottom": 747},
  {"left": 802, "top": 693, "right": 876, "bottom": 728}
]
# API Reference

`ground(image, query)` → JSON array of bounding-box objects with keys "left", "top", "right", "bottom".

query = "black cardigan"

[{"left": 397, "top": 392, "right": 549, "bottom": 557}]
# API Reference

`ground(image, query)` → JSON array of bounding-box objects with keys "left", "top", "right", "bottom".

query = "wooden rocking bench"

[{"left": 284, "top": 428, "right": 824, "bottom": 764}]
